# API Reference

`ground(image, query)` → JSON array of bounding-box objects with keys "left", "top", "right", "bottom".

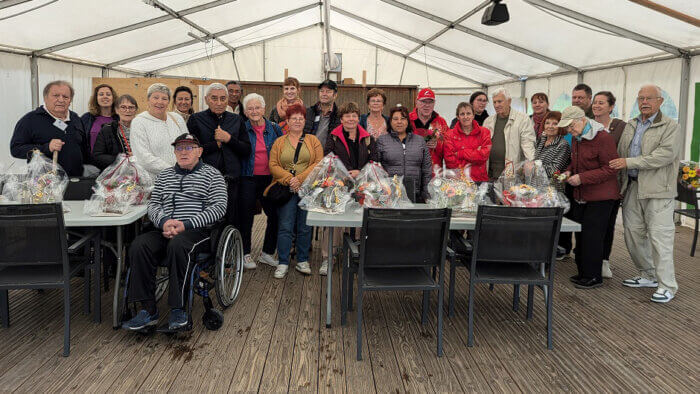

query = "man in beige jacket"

[
  {"left": 610, "top": 84, "right": 682, "bottom": 303},
  {"left": 483, "top": 88, "right": 536, "bottom": 179}
]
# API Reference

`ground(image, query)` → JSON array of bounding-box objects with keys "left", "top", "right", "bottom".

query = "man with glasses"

[
  {"left": 188, "top": 82, "right": 251, "bottom": 230},
  {"left": 409, "top": 88, "right": 449, "bottom": 166},
  {"left": 610, "top": 84, "right": 682, "bottom": 303},
  {"left": 123, "top": 133, "right": 227, "bottom": 331}
]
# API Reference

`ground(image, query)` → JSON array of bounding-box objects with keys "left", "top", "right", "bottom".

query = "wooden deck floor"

[{"left": 0, "top": 216, "right": 698, "bottom": 393}]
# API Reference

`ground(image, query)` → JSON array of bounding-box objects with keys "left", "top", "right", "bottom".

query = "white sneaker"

[
  {"left": 601, "top": 259, "right": 612, "bottom": 279},
  {"left": 243, "top": 254, "right": 257, "bottom": 270},
  {"left": 295, "top": 261, "right": 311, "bottom": 275},
  {"left": 622, "top": 276, "right": 658, "bottom": 288},
  {"left": 650, "top": 288, "right": 674, "bottom": 303},
  {"left": 258, "top": 252, "right": 279, "bottom": 267},
  {"left": 274, "top": 264, "right": 288, "bottom": 279},
  {"left": 319, "top": 260, "right": 328, "bottom": 276}
]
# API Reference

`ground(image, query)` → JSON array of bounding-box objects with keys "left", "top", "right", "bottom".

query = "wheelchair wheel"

[{"left": 215, "top": 225, "right": 244, "bottom": 308}]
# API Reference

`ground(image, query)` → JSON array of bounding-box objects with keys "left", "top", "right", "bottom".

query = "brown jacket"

[
  {"left": 567, "top": 120, "right": 620, "bottom": 202},
  {"left": 264, "top": 133, "right": 324, "bottom": 195},
  {"left": 608, "top": 118, "right": 627, "bottom": 146}
]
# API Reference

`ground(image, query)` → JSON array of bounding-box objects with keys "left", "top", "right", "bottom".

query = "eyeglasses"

[
  {"left": 119, "top": 105, "right": 136, "bottom": 111},
  {"left": 175, "top": 145, "right": 198, "bottom": 152},
  {"left": 288, "top": 117, "right": 305, "bottom": 123},
  {"left": 368, "top": 99, "right": 384, "bottom": 104},
  {"left": 637, "top": 96, "right": 660, "bottom": 102},
  {"left": 247, "top": 106, "right": 263, "bottom": 112}
]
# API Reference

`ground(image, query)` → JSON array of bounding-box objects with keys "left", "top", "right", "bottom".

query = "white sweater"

[{"left": 131, "top": 111, "right": 188, "bottom": 179}]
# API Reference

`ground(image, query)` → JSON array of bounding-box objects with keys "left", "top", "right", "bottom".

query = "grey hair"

[
  {"left": 43, "top": 80, "right": 74, "bottom": 99},
  {"left": 242, "top": 93, "right": 266, "bottom": 110},
  {"left": 639, "top": 84, "right": 662, "bottom": 97},
  {"left": 205, "top": 82, "right": 228, "bottom": 97},
  {"left": 146, "top": 83, "right": 171, "bottom": 100},
  {"left": 491, "top": 87, "right": 511, "bottom": 101}
]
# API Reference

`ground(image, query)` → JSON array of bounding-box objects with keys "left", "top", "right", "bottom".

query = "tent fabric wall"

[{"left": 0, "top": 52, "right": 31, "bottom": 169}]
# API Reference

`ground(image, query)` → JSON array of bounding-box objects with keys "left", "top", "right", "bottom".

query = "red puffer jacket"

[
  {"left": 409, "top": 109, "right": 449, "bottom": 166},
  {"left": 443, "top": 120, "right": 492, "bottom": 182}
]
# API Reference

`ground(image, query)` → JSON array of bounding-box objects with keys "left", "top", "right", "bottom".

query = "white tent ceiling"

[{"left": 0, "top": 0, "right": 698, "bottom": 86}]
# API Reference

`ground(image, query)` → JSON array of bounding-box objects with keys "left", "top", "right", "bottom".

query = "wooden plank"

[
  {"left": 288, "top": 272, "right": 322, "bottom": 392},
  {"left": 318, "top": 258, "right": 347, "bottom": 393},
  {"left": 341, "top": 272, "right": 377, "bottom": 394}
]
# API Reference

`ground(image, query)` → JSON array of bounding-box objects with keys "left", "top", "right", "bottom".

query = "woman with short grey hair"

[{"left": 131, "top": 82, "right": 188, "bottom": 179}]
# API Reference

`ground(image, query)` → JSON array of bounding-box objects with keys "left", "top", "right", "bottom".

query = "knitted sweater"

[
  {"left": 131, "top": 111, "right": 188, "bottom": 179},
  {"left": 148, "top": 160, "right": 228, "bottom": 230}
]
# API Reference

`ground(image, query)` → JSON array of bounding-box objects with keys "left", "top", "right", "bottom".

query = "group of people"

[{"left": 9, "top": 77, "right": 682, "bottom": 331}]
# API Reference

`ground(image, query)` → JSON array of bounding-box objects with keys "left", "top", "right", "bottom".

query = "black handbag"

[{"left": 265, "top": 134, "right": 305, "bottom": 206}]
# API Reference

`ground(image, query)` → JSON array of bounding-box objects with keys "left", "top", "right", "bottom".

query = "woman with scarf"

[
  {"left": 269, "top": 77, "right": 304, "bottom": 132},
  {"left": 530, "top": 92, "right": 549, "bottom": 138},
  {"left": 172, "top": 86, "right": 194, "bottom": 122}
]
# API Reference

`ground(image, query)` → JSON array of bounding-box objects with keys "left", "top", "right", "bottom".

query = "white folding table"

[{"left": 307, "top": 205, "right": 582, "bottom": 328}]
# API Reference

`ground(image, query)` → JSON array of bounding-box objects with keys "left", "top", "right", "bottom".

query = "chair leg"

[
  {"left": 341, "top": 251, "right": 348, "bottom": 326},
  {"left": 356, "top": 288, "right": 363, "bottom": 361},
  {"left": 467, "top": 278, "right": 475, "bottom": 347},
  {"left": 63, "top": 284, "right": 71, "bottom": 357},
  {"left": 84, "top": 266, "right": 91, "bottom": 315},
  {"left": 448, "top": 256, "right": 456, "bottom": 318},
  {"left": 546, "top": 283, "right": 554, "bottom": 350},
  {"left": 489, "top": 284, "right": 494, "bottom": 291},
  {"left": 437, "top": 268, "right": 445, "bottom": 357},
  {"left": 512, "top": 285, "right": 520, "bottom": 312},
  {"left": 421, "top": 290, "right": 429, "bottom": 325},
  {"left": 0, "top": 290, "right": 9, "bottom": 328},
  {"left": 691, "top": 217, "right": 698, "bottom": 257},
  {"left": 526, "top": 285, "right": 534, "bottom": 320},
  {"left": 348, "top": 272, "right": 354, "bottom": 311}
]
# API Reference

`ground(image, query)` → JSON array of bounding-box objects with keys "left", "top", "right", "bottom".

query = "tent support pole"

[
  {"left": 577, "top": 71, "right": 584, "bottom": 84},
  {"left": 30, "top": 55, "right": 39, "bottom": 108},
  {"left": 399, "top": 56, "right": 407, "bottom": 85},
  {"left": 101, "top": 68, "right": 109, "bottom": 78},
  {"left": 262, "top": 41, "right": 266, "bottom": 82},
  {"left": 374, "top": 46, "right": 378, "bottom": 85},
  {"left": 678, "top": 55, "right": 691, "bottom": 160},
  {"left": 323, "top": 0, "right": 332, "bottom": 80},
  {"left": 232, "top": 51, "right": 241, "bottom": 81}
]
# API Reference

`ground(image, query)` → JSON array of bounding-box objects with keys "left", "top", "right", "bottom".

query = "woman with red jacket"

[
  {"left": 559, "top": 106, "right": 620, "bottom": 290},
  {"left": 443, "top": 102, "right": 492, "bottom": 182}
]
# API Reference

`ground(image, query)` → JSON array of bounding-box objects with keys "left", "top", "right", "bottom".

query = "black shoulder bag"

[{"left": 265, "top": 134, "right": 305, "bottom": 206}]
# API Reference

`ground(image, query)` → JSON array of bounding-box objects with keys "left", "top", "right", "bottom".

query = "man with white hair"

[
  {"left": 187, "top": 82, "right": 251, "bottom": 228},
  {"left": 483, "top": 88, "right": 536, "bottom": 179},
  {"left": 610, "top": 84, "right": 682, "bottom": 303}
]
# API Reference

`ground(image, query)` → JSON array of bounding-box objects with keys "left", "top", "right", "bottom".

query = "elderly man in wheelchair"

[{"left": 122, "top": 133, "right": 232, "bottom": 332}]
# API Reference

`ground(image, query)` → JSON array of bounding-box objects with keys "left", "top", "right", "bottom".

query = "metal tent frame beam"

[
  {"left": 108, "top": 3, "right": 320, "bottom": 68},
  {"left": 331, "top": 6, "right": 516, "bottom": 79},
  {"left": 33, "top": 0, "right": 236, "bottom": 56},
  {"left": 379, "top": 0, "right": 578, "bottom": 72},
  {"left": 523, "top": 0, "right": 686, "bottom": 56},
  {"left": 149, "top": 23, "right": 321, "bottom": 74},
  {"left": 330, "top": 26, "right": 485, "bottom": 87}
]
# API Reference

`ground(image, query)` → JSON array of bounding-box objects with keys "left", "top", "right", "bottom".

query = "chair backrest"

[
  {"left": 359, "top": 208, "right": 451, "bottom": 269},
  {"left": 402, "top": 178, "right": 417, "bottom": 203},
  {"left": 63, "top": 177, "right": 96, "bottom": 200},
  {"left": 472, "top": 206, "right": 563, "bottom": 267},
  {"left": 0, "top": 203, "right": 68, "bottom": 267}
]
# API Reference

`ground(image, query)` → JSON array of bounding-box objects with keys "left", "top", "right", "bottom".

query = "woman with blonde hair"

[{"left": 269, "top": 77, "right": 303, "bottom": 132}]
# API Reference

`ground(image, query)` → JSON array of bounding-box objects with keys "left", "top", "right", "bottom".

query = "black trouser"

[
  {"left": 602, "top": 200, "right": 621, "bottom": 261},
  {"left": 558, "top": 184, "right": 574, "bottom": 254},
  {"left": 238, "top": 175, "right": 278, "bottom": 255},
  {"left": 128, "top": 228, "right": 210, "bottom": 309},
  {"left": 570, "top": 199, "right": 615, "bottom": 281},
  {"left": 225, "top": 177, "right": 240, "bottom": 229}
]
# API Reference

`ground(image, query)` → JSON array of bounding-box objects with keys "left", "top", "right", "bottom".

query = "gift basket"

[
  {"left": 494, "top": 160, "right": 569, "bottom": 212},
  {"left": 352, "top": 162, "right": 412, "bottom": 209},
  {"left": 298, "top": 154, "right": 354, "bottom": 214},
  {"left": 1, "top": 150, "right": 68, "bottom": 204},
  {"left": 84, "top": 154, "right": 153, "bottom": 215},
  {"left": 426, "top": 166, "right": 491, "bottom": 216}
]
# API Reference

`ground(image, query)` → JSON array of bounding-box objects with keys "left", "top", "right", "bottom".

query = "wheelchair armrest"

[
  {"left": 67, "top": 231, "right": 98, "bottom": 254},
  {"left": 343, "top": 233, "right": 359, "bottom": 259},
  {"left": 446, "top": 246, "right": 455, "bottom": 259}
]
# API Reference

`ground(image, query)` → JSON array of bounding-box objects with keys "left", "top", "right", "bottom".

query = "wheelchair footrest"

[{"left": 156, "top": 322, "right": 193, "bottom": 334}]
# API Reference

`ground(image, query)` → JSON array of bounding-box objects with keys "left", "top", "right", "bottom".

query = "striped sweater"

[{"left": 148, "top": 160, "right": 228, "bottom": 230}]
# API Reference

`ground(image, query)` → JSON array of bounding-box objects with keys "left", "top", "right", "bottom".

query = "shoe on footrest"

[
  {"left": 168, "top": 308, "right": 188, "bottom": 330},
  {"left": 122, "top": 309, "right": 159, "bottom": 331},
  {"left": 622, "top": 276, "right": 658, "bottom": 288}
]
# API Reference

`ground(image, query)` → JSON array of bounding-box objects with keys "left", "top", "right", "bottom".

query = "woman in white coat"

[{"left": 130, "top": 83, "right": 188, "bottom": 179}]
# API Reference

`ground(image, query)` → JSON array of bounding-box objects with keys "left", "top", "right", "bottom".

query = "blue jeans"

[{"left": 277, "top": 194, "right": 311, "bottom": 265}]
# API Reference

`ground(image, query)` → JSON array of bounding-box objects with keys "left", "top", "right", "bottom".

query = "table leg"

[
  {"left": 112, "top": 226, "right": 123, "bottom": 329},
  {"left": 326, "top": 227, "right": 333, "bottom": 328},
  {"left": 93, "top": 231, "right": 101, "bottom": 323}
]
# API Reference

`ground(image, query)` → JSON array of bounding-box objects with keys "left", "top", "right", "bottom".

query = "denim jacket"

[{"left": 240, "top": 119, "right": 283, "bottom": 177}]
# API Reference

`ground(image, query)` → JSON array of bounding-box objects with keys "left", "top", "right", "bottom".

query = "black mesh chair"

[
  {"left": 455, "top": 206, "right": 563, "bottom": 349},
  {"left": 0, "top": 203, "right": 101, "bottom": 357},
  {"left": 342, "top": 208, "right": 450, "bottom": 360},
  {"left": 674, "top": 184, "right": 699, "bottom": 256}
]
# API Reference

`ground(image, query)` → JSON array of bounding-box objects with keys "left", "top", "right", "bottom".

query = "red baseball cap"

[{"left": 417, "top": 88, "right": 436, "bottom": 101}]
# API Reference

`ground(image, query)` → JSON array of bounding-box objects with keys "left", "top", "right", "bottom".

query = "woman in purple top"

[{"left": 81, "top": 84, "right": 119, "bottom": 154}]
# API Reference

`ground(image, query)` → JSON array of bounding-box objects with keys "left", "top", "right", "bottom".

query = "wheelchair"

[{"left": 116, "top": 224, "right": 244, "bottom": 333}]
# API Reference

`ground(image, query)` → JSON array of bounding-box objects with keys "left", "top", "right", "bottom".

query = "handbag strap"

[{"left": 290, "top": 133, "right": 305, "bottom": 175}]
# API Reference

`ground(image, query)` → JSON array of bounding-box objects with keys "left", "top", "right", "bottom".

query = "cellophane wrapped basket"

[
  {"left": 426, "top": 166, "right": 491, "bottom": 216},
  {"left": 84, "top": 154, "right": 153, "bottom": 215},
  {"left": 298, "top": 154, "right": 354, "bottom": 214},
  {"left": 494, "top": 160, "right": 570, "bottom": 212},
  {"left": 352, "top": 161, "right": 412, "bottom": 209},
  {"left": 1, "top": 150, "right": 68, "bottom": 204}
]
